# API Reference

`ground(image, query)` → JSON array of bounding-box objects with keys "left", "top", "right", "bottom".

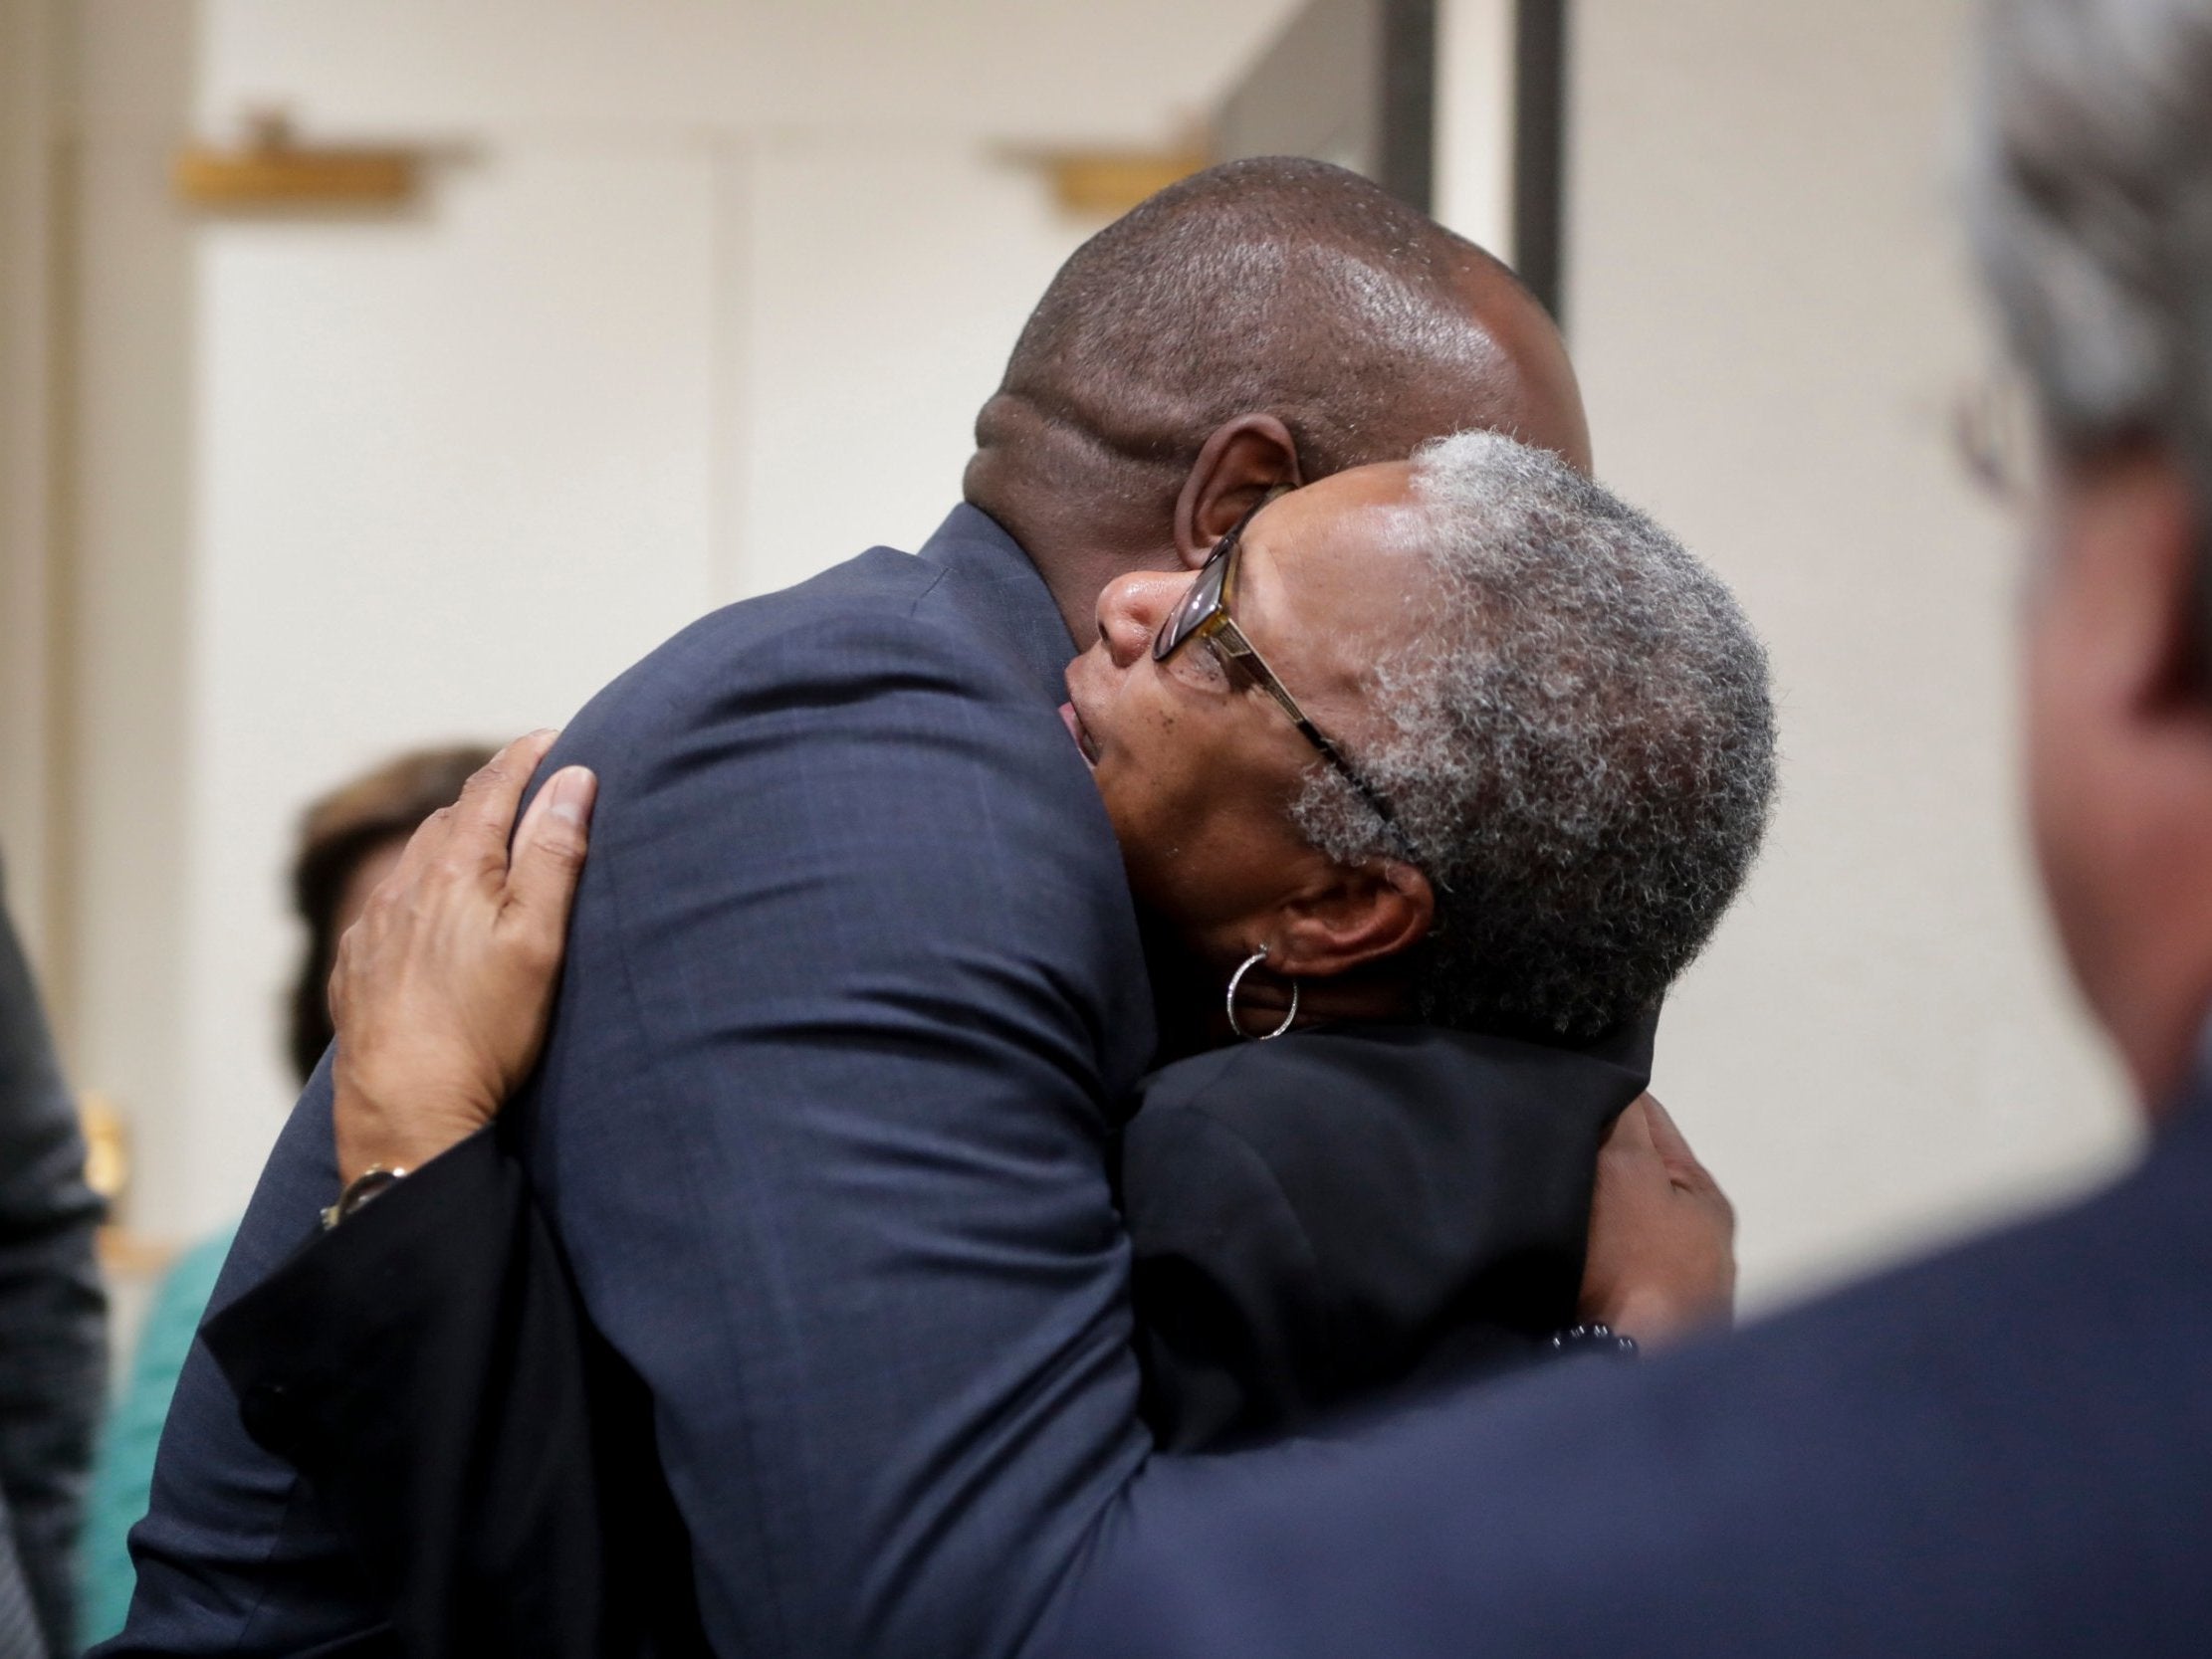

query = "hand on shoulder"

[{"left": 330, "top": 728, "right": 596, "bottom": 1184}]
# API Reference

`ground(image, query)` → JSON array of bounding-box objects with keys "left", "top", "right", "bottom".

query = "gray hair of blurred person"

[
  {"left": 1292, "top": 431, "right": 1778, "bottom": 1043},
  {"left": 1970, "top": 0, "right": 2212, "bottom": 548}
]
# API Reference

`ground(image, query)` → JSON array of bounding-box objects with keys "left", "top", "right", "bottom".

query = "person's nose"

[{"left": 1096, "top": 571, "right": 1185, "bottom": 669}]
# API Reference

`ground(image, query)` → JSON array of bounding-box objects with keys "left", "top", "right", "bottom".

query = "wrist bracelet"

[
  {"left": 1548, "top": 1322, "right": 1640, "bottom": 1359},
  {"left": 321, "top": 1164, "right": 409, "bottom": 1231}
]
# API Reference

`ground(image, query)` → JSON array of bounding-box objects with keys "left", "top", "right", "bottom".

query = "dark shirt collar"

[{"left": 914, "top": 503, "right": 1079, "bottom": 707}]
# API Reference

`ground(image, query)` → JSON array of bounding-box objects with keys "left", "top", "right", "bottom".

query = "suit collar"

[{"left": 915, "top": 503, "right": 1078, "bottom": 707}]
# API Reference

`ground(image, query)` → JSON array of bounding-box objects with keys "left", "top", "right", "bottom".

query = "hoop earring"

[{"left": 1225, "top": 946, "right": 1299, "bottom": 1042}]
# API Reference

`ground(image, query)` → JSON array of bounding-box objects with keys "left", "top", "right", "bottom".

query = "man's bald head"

[{"left": 965, "top": 156, "right": 1589, "bottom": 599}]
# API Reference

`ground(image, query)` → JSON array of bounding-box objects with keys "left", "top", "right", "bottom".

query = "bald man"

[
  {"left": 965, "top": 165, "right": 1588, "bottom": 644},
  {"left": 110, "top": 160, "right": 1692, "bottom": 1659}
]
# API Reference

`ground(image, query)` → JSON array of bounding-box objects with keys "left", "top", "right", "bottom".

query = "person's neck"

[
  {"left": 969, "top": 483, "right": 1178, "bottom": 652},
  {"left": 1035, "top": 542, "right": 1132, "bottom": 652},
  {"left": 2104, "top": 950, "right": 2212, "bottom": 1123}
]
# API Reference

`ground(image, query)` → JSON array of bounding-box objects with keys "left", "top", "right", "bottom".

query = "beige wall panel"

[
  {"left": 1564, "top": 0, "right": 2135, "bottom": 1305},
  {"left": 169, "top": 147, "right": 723, "bottom": 1235},
  {"left": 737, "top": 138, "right": 1095, "bottom": 596},
  {"left": 64, "top": 0, "right": 202, "bottom": 1229}
]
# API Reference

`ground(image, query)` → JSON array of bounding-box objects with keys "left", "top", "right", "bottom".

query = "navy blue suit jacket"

[
  {"left": 109, "top": 507, "right": 1161, "bottom": 1658},
  {"left": 1051, "top": 1073, "right": 2212, "bottom": 1657}
]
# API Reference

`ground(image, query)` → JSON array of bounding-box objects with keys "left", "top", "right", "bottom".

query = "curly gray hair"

[
  {"left": 1964, "top": 0, "right": 2212, "bottom": 480},
  {"left": 1291, "top": 432, "right": 1777, "bottom": 1042},
  {"left": 1968, "top": 0, "right": 2212, "bottom": 484}
]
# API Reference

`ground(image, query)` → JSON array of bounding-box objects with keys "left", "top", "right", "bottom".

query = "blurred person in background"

[
  {"left": 77, "top": 744, "right": 490, "bottom": 1649},
  {"left": 0, "top": 855, "right": 105, "bottom": 1659},
  {"left": 279, "top": 746, "right": 500, "bottom": 1091}
]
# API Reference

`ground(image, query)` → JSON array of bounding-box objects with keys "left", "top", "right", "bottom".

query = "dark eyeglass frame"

[
  {"left": 1952, "top": 367, "right": 2042, "bottom": 507},
  {"left": 1153, "top": 491, "right": 1430, "bottom": 871}
]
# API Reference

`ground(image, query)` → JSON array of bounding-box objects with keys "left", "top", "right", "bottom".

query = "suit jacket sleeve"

[
  {"left": 0, "top": 863, "right": 106, "bottom": 1657},
  {"left": 505, "top": 602, "right": 1158, "bottom": 1659},
  {"left": 200, "top": 1130, "right": 620, "bottom": 1659},
  {"left": 1119, "top": 1107, "right": 1332, "bottom": 1452}
]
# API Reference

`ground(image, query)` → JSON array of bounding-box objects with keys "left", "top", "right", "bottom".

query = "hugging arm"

[{"left": 196, "top": 734, "right": 652, "bottom": 1659}]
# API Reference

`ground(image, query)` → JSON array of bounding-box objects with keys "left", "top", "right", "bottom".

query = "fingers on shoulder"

[
  {"left": 450, "top": 727, "right": 563, "bottom": 845},
  {"left": 410, "top": 732, "right": 551, "bottom": 887},
  {"left": 503, "top": 765, "right": 597, "bottom": 960}
]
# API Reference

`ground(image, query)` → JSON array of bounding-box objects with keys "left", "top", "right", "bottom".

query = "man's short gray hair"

[
  {"left": 1969, "top": 0, "right": 2212, "bottom": 489},
  {"left": 1291, "top": 432, "right": 1777, "bottom": 1042}
]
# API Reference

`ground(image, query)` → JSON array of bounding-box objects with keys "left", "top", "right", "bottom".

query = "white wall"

[
  {"left": 60, "top": 0, "right": 203, "bottom": 1231},
  {"left": 57, "top": 0, "right": 1299, "bottom": 1240},
  {"left": 179, "top": 142, "right": 727, "bottom": 1214},
  {"left": 735, "top": 137, "right": 1116, "bottom": 589},
  {"left": 0, "top": 0, "right": 63, "bottom": 966},
  {"left": 1556, "top": 0, "right": 2136, "bottom": 1304},
  {"left": 1433, "top": 0, "right": 1515, "bottom": 260}
]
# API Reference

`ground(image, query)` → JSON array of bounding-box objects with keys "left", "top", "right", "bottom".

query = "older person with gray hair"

[
  {"left": 1081, "top": 430, "right": 1772, "bottom": 1445},
  {"left": 1288, "top": 432, "right": 1775, "bottom": 1044}
]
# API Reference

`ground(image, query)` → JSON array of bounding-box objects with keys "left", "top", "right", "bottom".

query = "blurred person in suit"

[
  {"left": 76, "top": 745, "right": 490, "bottom": 1649},
  {"left": 0, "top": 856, "right": 105, "bottom": 1659}
]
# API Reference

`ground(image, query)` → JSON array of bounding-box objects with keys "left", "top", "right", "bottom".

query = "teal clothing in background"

[{"left": 79, "top": 1225, "right": 238, "bottom": 1648}]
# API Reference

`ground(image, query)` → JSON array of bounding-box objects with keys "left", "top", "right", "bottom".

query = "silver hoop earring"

[{"left": 1225, "top": 946, "right": 1298, "bottom": 1042}]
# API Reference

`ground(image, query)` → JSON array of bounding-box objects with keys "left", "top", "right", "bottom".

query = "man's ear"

[
  {"left": 2071, "top": 446, "right": 2211, "bottom": 726},
  {"left": 2132, "top": 458, "right": 2210, "bottom": 723},
  {"left": 2030, "top": 442, "right": 2212, "bottom": 1105},
  {"left": 1269, "top": 860, "right": 1436, "bottom": 981},
  {"left": 1174, "top": 415, "right": 1304, "bottom": 569}
]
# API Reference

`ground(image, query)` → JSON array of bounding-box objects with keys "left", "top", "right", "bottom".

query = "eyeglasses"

[
  {"left": 1953, "top": 368, "right": 2041, "bottom": 507},
  {"left": 1153, "top": 492, "right": 1429, "bottom": 869}
]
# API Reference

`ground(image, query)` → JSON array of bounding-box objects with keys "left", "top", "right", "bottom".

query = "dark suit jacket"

[
  {"left": 0, "top": 859, "right": 106, "bottom": 1659},
  {"left": 196, "top": 1019, "right": 1647, "bottom": 1654},
  {"left": 1047, "top": 1062, "right": 2212, "bottom": 1658},
  {"left": 205, "top": 1133, "right": 673, "bottom": 1659},
  {"left": 1123, "top": 1020, "right": 1651, "bottom": 1450},
  {"left": 107, "top": 506, "right": 1161, "bottom": 1659}
]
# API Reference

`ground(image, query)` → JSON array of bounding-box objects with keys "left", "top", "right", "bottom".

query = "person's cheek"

[{"left": 1108, "top": 707, "right": 1201, "bottom": 908}]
